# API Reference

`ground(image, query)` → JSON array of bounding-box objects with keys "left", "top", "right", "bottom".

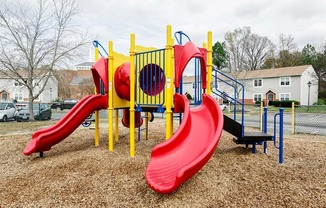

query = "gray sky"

[{"left": 77, "top": 0, "right": 326, "bottom": 57}]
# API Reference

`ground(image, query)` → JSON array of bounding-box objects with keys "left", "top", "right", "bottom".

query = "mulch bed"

[{"left": 1, "top": 119, "right": 325, "bottom": 207}]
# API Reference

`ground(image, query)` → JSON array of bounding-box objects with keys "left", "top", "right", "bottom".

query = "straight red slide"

[
  {"left": 145, "top": 93, "right": 224, "bottom": 194},
  {"left": 23, "top": 94, "right": 108, "bottom": 155}
]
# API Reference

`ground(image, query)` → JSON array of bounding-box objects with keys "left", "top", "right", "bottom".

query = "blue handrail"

[
  {"left": 212, "top": 67, "right": 245, "bottom": 137},
  {"left": 273, "top": 108, "right": 284, "bottom": 164},
  {"left": 174, "top": 31, "right": 191, "bottom": 45},
  {"left": 92, "top": 40, "right": 109, "bottom": 57},
  {"left": 263, "top": 107, "right": 268, "bottom": 153}
]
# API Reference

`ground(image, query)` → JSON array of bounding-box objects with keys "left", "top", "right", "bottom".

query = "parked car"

[
  {"left": 51, "top": 98, "right": 78, "bottom": 110},
  {"left": 219, "top": 104, "right": 228, "bottom": 111},
  {"left": 0, "top": 101, "right": 18, "bottom": 121},
  {"left": 16, "top": 103, "right": 52, "bottom": 121},
  {"left": 50, "top": 101, "right": 60, "bottom": 109}
]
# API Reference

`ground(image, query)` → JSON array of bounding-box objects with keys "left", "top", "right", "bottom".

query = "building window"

[
  {"left": 253, "top": 93, "right": 262, "bottom": 102},
  {"left": 253, "top": 79, "right": 263, "bottom": 87},
  {"left": 1, "top": 92, "right": 8, "bottom": 100},
  {"left": 13, "top": 80, "right": 24, "bottom": 87},
  {"left": 279, "top": 93, "right": 290, "bottom": 101},
  {"left": 14, "top": 93, "right": 23, "bottom": 101},
  {"left": 280, "top": 77, "right": 290, "bottom": 86}
]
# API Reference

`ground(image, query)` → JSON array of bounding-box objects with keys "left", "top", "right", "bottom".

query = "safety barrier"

[
  {"left": 212, "top": 67, "right": 245, "bottom": 137},
  {"left": 134, "top": 49, "right": 166, "bottom": 109},
  {"left": 261, "top": 107, "right": 284, "bottom": 164}
]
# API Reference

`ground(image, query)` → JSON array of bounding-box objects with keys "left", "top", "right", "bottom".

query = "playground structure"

[{"left": 23, "top": 25, "right": 284, "bottom": 194}]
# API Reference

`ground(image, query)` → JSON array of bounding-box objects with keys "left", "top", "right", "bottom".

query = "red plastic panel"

[
  {"left": 91, "top": 57, "right": 109, "bottom": 93},
  {"left": 145, "top": 93, "right": 224, "bottom": 193},
  {"left": 114, "top": 62, "right": 131, "bottom": 100},
  {"left": 121, "top": 109, "right": 143, "bottom": 128},
  {"left": 174, "top": 42, "right": 207, "bottom": 89}
]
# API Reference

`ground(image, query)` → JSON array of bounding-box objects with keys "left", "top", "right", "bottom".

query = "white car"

[
  {"left": 0, "top": 101, "right": 18, "bottom": 122},
  {"left": 219, "top": 104, "right": 228, "bottom": 111}
]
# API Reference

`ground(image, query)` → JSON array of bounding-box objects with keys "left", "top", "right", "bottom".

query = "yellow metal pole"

[
  {"left": 292, "top": 101, "right": 295, "bottom": 134},
  {"left": 145, "top": 112, "right": 149, "bottom": 139},
  {"left": 94, "top": 46, "right": 100, "bottom": 147},
  {"left": 260, "top": 101, "right": 263, "bottom": 131},
  {"left": 108, "top": 41, "right": 114, "bottom": 151},
  {"left": 129, "top": 34, "right": 136, "bottom": 157},
  {"left": 115, "top": 109, "right": 119, "bottom": 141},
  {"left": 165, "top": 25, "right": 174, "bottom": 140},
  {"left": 207, "top": 31, "right": 213, "bottom": 95}
]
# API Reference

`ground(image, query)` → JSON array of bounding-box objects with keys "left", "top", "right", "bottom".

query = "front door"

[{"left": 266, "top": 92, "right": 274, "bottom": 105}]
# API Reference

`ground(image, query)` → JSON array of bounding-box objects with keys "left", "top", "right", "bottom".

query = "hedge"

[{"left": 269, "top": 100, "right": 299, "bottom": 107}]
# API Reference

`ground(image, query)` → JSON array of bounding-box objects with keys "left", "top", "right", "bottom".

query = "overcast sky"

[{"left": 77, "top": 0, "right": 326, "bottom": 59}]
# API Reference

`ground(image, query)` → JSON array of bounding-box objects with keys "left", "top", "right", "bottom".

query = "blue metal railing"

[
  {"left": 262, "top": 107, "right": 268, "bottom": 155},
  {"left": 212, "top": 67, "right": 245, "bottom": 137},
  {"left": 92, "top": 40, "right": 108, "bottom": 57},
  {"left": 193, "top": 58, "right": 203, "bottom": 105},
  {"left": 134, "top": 48, "right": 166, "bottom": 110},
  {"left": 262, "top": 107, "right": 284, "bottom": 164},
  {"left": 174, "top": 31, "right": 191, "bottom": 45},
  {"left": 273, "top": 108, "right": 284, "bottom": 164}
]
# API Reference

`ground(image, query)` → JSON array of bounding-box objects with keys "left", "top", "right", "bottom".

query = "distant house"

[
  {"left": 52, "top": 62, "right": 95, "bottom": 100},
  {"left": 182, "top": 76, "right": 196, "bottom": 99},
  {"left": 182, "top": 75, "right": 216, "bottom": 101},
  {"left": 181, "top": 65, "right": 318, "bottom": 105},
  {"left": 0, "top": 72, "right": 58, "bottom": 103},
  {"left": 75, "top": 62, "right": 94, "bottom": 70},
  {"left": 70, "top": 62, "right": 94, "bottom": 99},
  {"left": 217, "top": 65, "right": 318, "bottom": 105}
]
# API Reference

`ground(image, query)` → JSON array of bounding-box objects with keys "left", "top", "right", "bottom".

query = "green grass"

[
  {"left": 0, "top": 120, "right": 57, "bottom": 136},
  {"left": 294, "top": 105, "right": 326, "bottom": 113},
  {"left": 241, "top": 105, "right": 326, "bottom": 114}
]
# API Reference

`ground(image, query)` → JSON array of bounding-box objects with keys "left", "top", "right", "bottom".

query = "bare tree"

[
  {"left": 224, "top": 26, "right": 274, "bottom": 72},
  {"left": 224, "top": 27, "right": 273, "bottom": 100},
  {"left": 244, "top": 33, "right": 274, "bottom": 70},
  {"left": 278, "top": 34, "right": 298, "bottom": 52},
  {"left": 0, "top": 0, "right": 89, "bottom": 120},
  {"left": 276, "top": 34, "right": 301, "bottom": 67},
  {"left": 224, "top": 27, "right": 250, "bottom": 73}
]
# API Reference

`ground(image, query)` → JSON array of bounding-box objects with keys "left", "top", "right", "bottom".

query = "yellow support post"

[
  {"left": 129, "top": 34, "right": 136, "bottom": 157},
  {"left": 94, "top": 46, "right": 100, "bottom": 147},
  {"left": 165, "top": 25, "right": 174, "bottom": 140},
  {"left": 115, "top": 109, "right": 119, "bottom": 141},
  {"left": 207, "top": 31, "right": 213, "bottom": 95},
  {"left": 108, "top": 41, "right": 114, "bottom": 151},
  {"left": 291, "top": 102, "right": 295, "bottom": 134}
]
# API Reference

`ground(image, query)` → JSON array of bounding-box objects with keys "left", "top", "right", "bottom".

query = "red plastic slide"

[
  {"left": 23, "top": 94, "right": 108, "bottom": 155},
  {"left": 145, "top": 93, "right": 224, "bottom": 194}
]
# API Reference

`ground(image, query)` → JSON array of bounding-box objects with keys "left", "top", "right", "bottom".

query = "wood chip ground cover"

[{"left": 0, "top": 119, "right": 325, "bottom": 207}]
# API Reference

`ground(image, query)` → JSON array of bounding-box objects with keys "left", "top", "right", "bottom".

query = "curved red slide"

[
  {"left": 23, "top": 94, "right": 108, "bottom": 155},
  {"left": 145, "top": 93, "right": 224, "bottom": 194}
]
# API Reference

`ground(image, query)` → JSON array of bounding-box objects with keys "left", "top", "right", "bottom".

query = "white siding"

[
  {"left": 215, "top": 66, "right": 318, "bottom": 105},
  {"left": 0, "top": 76, "right": 58, "bottom": 103},
  {"left": 300, "top": 65, "right": 318, "bottom": 105}
]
